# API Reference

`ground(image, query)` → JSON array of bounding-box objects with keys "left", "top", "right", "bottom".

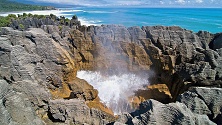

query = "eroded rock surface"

[
  {"left": 115, "top": 98, "right": 216, "bottom": 125},
  {"left": 1, "top": 20, "right": 222, "bottom": 125},
  {"left": 115, "top": 87, "right": 222, "bottom": 125},
  {"left": 76, "top": 25, "right": 222, "bottom": 102},
  {"left": 0, "top": 27, "right": 115, "bottom": 125},
  {"left": 178, "top": 87, "right": 222, "bottom": 124},
  {"left": 48, "top": 99, "right": 114, "bottom": 125}
]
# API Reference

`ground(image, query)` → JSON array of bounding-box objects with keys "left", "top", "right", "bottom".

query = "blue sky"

[{"left": 14, "top": 0, "right": 222, "bottom": 7}]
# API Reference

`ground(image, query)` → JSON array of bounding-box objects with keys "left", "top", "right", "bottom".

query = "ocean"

[
  {"left": 60, "top": 7, "right": 222, "bottom": 33},
  {"left": 0, "top": 7, "right": 221, "bottom": 33}
]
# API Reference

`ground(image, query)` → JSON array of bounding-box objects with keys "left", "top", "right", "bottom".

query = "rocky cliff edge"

[{"left": 0, "top": 16, "right": 222, "bottom": 124}]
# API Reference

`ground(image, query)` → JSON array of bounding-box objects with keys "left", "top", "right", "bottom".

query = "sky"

[{"left": 14, "top": 0, "right": 222, "bottom": 7}]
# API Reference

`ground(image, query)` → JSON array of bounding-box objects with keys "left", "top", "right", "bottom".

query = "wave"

[
  {"left": 83, "top": 10, "right": 118, "bottom": 14},
  {"left": 78, "top": 17, "right": 102, "bottom": 26},
  {"left": 58, "top": 8, "right": 84, "bottom": 12},
  {"left": 215, "top": 23, "right": 222, "bottom": 28},
  {"left": 77, "top": 70, "right": 149, "bottom": 114},
  {"left": 0, "top": 10, "right": 74, "bottom": 17}
]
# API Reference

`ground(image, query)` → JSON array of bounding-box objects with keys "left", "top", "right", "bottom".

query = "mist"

[{"left": 77, "top": 71, "right": 149, "bottom": 114}]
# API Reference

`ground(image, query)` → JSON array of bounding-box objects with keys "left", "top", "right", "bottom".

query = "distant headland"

[{"left": 0, "top": 0, "right": 55, "bottom": 12}]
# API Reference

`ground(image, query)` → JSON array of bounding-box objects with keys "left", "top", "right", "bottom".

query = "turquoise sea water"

[{"left": 63, "top": 8, "right": 222, "bottom": 33}]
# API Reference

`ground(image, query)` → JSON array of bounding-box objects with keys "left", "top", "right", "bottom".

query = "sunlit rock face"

[
  {"left": 1, "top": 18, "right": 222, "bottom": 125},
  {"left": 77, "top": 71, "right": 149, "bottom": 114},
  {"left": 0, "top": 27, "right": 116, "bottom": 125},
  {"left": 75, "top": 25, "right": 222, "bottom": 120}
]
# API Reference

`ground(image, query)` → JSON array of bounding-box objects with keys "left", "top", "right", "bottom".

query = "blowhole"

[{"left": 77, "top": 70, "right": 149, "bottom": 115}]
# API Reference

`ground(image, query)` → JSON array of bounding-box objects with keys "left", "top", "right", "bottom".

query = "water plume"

[{"left": 77, "top": 70, "right": 149, "bottom": 114}]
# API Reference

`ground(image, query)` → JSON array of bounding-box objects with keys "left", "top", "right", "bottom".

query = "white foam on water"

[
  {"left": 0, "top": 10, "right": 73, "bottom": 17},
  {"left": 78, "top": 17, "right": 102, "bottom": 26},
  {"left": 77, "top": 70, "right": 149, "bottom": 114},
  {"left": 83, "top": 10, "right": 118, "bottom": 14}
]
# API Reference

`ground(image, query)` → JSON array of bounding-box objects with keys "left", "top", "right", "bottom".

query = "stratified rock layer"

[
  {"left": 178, "top": 87, "right": 222, "bottom": 124},
  {"left": 0, "top": 21, "right": 222, "bottom": 125},
  {"left": 48, "top": 99, "right": 113, "bottom": 125},
  {"left": 80, "top": 25, "right": 222, "bottom": 101},
  {"left": 115, "top": 87, "right": 222, "bottom": 125},
  {"left": 115, "top": 98, "right": 216, "bottom": 125},
  {"left": 0, "top": 27, "right": 115, "bottom": 125}
]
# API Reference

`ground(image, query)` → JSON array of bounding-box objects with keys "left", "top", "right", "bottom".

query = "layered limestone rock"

[
  {"left": 141, "top": 26, "right": 219, "bottom": 100},
  {"left": 48, "top": 99, "right": 115, "bottom": 125},
  {"left": 134, "top": 84, "right": 172, "bottom": 105},
  {"left": 210, "top": 33, "right": 222, "bottom": 50},
  {"left": 178, "top": 87, "right": 222, "bottom": 124},
  {"left": 115, "top": 87, "right": 222, "bottom": 125},
  {"left": 76, "top": 25, "right": 222, "bottom": 101},
  {"left": 0, "top": 27, "right": 115, "bottom": 125},
  {"left": 114, "top": 98, "right": 216, "bottom": 125},
  {"left": 1, "top": 20, "right": 222, "bottom": 125},
  {"left": 77, "top": 25, "right": 152, "bottom": 73}
]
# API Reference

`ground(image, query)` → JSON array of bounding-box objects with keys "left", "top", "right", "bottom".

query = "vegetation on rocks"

[
  {"left": 0, "top": 14, "right": 16, "bottom": 27},
  {"left": 0, "top": 13, "right": 80, "bottom": 29},
  {"left": 0, "top": 13, "right": 46, "bottom": 27}
]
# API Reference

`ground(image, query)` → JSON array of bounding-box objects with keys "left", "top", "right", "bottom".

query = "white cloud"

[
  {"left": 115, "top": 0, "right": 143, "bottom": 5},
  {"left": 27, "top": 0, "right": 108, "bottom": 6},
  {"left": 196, "top": 0, "right": 203, "bottom": 3},
  {"left": 160, "top": 1, "right": 164, "bottom": 4},
  {"left": 169, "top": 1, "right": 173, "bottom": 4},
  {"left": 175, "top": 0, "right": 186, "bottom": 4},
  {"left": 15, "top": 0, "right": 222, "bottom": 7}
]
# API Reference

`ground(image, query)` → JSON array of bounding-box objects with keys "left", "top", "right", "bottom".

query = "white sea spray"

[{"left": 77, "top": 70, "right": 149, "bottom": 114}]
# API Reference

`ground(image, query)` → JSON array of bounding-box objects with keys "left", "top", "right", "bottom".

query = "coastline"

[
  {"left": 0, "top": 10, "right": 72, "bottom": 17},
  {"left": 0, "top": 9, "right": 99, "bottom": 26},
  {"left": 1, "top": 8, "right": 221, "bottom": 33}
]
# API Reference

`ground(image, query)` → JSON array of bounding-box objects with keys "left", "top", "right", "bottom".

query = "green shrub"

[
  {"left": 19, "top": 24, "right": 25, "bottom": 30},
  {"left": 33, "top": 14, "right": 38, "bottom": 18},
  {"left": 23, "top": 13, "right": 28, "bottom": 18},
  {"left": 33, "top": 14, "right": 45, "bottom": 19},
  {"left": 58, "top": 25, "right": 63, "bottom": 31},
  {"left": 65, "top": 18, "right": 70, "bottom": 22},
  {"left": 28, "top": 13, "right": 33, "bottom": 17},
  {"left": 17, "top": 14, "right": 22, "bottom": 18},
  {"left": 7, "top": 14, "right": 17, "bottom": 19},
  {"left": 0, "top": 16, "right": 10, "bottom": 27}
]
